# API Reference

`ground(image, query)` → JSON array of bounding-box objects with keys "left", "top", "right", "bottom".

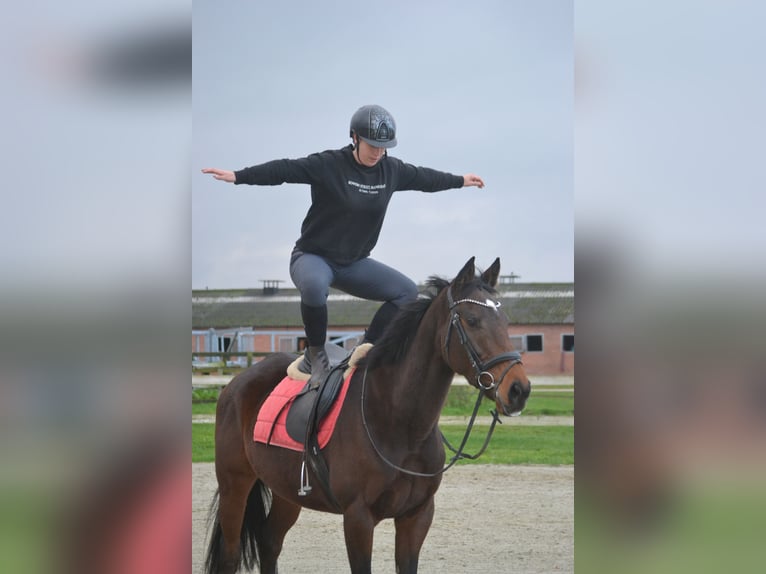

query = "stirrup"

[{"left": 298, "top": 459, "right": 312, "bottom": 496}]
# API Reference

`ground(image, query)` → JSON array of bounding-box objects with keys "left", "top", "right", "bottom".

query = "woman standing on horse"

[{"left": 201, "top": 104, "right": 485, "bottom": 386}]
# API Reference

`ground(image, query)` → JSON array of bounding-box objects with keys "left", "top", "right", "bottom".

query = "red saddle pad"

[{"left": 253, "top": 368, "right": 355, "bottom": 452}]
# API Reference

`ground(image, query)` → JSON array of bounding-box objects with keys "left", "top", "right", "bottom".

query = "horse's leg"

[
  {"left": 257, "top": 494, "right": 302, "bottom": 574},
  {"left": 216, "top": 471, "right": 256, "bottom": 574},
  {"left": 343, "top": 502, "right": 376, "bottom": 574},
  {"left": 394, "top": 497, "right": 435, "bottom": 574}
]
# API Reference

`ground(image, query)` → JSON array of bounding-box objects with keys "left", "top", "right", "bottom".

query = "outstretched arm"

[
  {"left": 201, "top": 167, "right": 235, "bottom": 183},
  {"left": 462, "top": 173, "right": 485, "bottom": 188}
]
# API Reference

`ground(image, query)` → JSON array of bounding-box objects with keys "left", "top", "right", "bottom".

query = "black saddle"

[{"left": 285, "top": 343, "right": 352, "bottom": 444}]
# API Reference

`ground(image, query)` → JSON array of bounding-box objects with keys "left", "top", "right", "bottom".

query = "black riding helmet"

[{"left": 349, "top": 105, "right": 397, "bottom": 148}]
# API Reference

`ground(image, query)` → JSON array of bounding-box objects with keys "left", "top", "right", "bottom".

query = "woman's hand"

[
  {"left": 201, "top": 168, "right": 236, "bottom": 183},
  {"left": 463, "top": 173, "right": 485, "bottom": 188}
]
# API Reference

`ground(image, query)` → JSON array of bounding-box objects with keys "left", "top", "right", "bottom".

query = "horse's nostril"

[{"left": 509, "top": 381, "right": 522, "bottom": 400}]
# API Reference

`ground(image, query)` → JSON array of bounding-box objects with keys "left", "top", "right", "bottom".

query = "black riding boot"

[{"left": 307, "top": 345, "right": 331, "bottom": 388}]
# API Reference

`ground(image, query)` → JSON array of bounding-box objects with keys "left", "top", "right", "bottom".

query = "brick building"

[{"left": 192, "top": 282, "right": 573, "bottom": 376}]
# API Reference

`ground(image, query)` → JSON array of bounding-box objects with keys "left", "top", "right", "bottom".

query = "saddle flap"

[
  {"left": 323, "top": 343, "right": 353, "bottom": 367},
  {"left": 285, "top": 362, "right": 348, "bottom": 444}
]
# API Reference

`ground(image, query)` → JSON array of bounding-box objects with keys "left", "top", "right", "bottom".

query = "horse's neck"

[{"left": 369, "top": 321, "right": 453, "bottom": 438}]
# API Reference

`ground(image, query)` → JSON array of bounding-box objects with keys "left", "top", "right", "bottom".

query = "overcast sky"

[{"left": 192, "top": 0, "right": 572, "bottom": 289}]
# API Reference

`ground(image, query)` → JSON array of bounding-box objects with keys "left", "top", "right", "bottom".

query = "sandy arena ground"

[{"left": 192, "top": 463, "right": 573, "bottom": 573}]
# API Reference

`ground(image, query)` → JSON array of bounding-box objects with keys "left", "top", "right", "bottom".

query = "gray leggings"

[{"left": 289, "top": 250, "right": 418, "bottom": 308}]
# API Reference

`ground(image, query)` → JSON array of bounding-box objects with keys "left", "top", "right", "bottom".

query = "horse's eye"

[{"left": 465, "top": 316, "right": 480, "bottom": 328}]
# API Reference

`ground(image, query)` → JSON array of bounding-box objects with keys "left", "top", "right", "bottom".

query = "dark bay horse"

[{"left": 204, "top": 257, "right": 531, "bottom": 573}]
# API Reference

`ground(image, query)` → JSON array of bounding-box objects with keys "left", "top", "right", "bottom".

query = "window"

[
  {"left": 526, "top": 334, "right": 543, "bottom": 352},
  {"left": 562, "top": 334, "right": 574, "bottom": 352},
  {"left": 508, "top": 335, "right": 524, "bottom": 352},
  {"left": 217, "top": 336, "right": 232, "bottom": 352}
]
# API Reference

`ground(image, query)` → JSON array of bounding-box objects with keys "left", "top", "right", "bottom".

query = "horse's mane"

[{"left": 364, "top": 273, "right": 497, "bottom": 370}]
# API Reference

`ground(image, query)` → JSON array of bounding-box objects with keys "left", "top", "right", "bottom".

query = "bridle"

[
  {"left": 444, "top": 285, "right": 522, "bottom": 393},
  {"left": 360, "top": 283, "right": 524, "bottom": 478}
]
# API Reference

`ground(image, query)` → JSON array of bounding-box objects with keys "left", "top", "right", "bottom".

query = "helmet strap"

[{"left": 350, "top": 134, "right": 386, "bottom": 163}]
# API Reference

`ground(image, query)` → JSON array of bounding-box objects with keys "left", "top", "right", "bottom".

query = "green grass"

[
  {"left": 440, "top": 385, "right": 573, "bottom": 417},
  {"left": 191, "top": 422, "right": 573, "bottom": 465},
  {"left": 193, "top": 388, "right": 221, "bottom": 403},
  {"left": 441, "top": 424, "right": 573, "bottom": 465},
  {"left": 522, "top": 391, "right": 574, "bottom": 416},
  {"left": 193, "top": 401, "right": 217, "bottom": 415},
  {"left": 193, "top": 423, "right": 217, "bottom": 463}
]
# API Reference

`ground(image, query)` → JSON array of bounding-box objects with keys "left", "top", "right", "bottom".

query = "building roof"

[{"left": 192, "top": 283, "right": 574, "bottom": 329}]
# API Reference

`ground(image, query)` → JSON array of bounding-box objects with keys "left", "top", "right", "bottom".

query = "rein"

[
  {"left": 360, "top": 364, "right": 499, "bottom": 478},
  {"left": 359, "top": 285, "right": 523, "bottom": 478}
]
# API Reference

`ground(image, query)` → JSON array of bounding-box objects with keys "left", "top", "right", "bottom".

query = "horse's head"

[{"left": 441, "top": 257, "right": 531, "bottom": 416}]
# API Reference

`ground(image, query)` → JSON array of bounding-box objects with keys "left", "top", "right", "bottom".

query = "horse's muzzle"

[{"left": 498, "top": 379, "right": 531, "bottom": 416}]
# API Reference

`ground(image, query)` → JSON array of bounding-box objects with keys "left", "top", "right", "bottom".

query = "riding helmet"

[{"left": 349, "top": 105, "right": 397, "bottom": 148}]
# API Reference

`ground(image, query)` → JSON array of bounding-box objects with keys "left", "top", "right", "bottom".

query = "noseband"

[{"left": 445, "top": 285, "right": 522, "bottom": 391}]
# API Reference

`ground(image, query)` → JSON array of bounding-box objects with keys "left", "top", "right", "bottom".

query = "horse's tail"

[{"left": 204, "top": 481, "right": 273, "bottom": 574}]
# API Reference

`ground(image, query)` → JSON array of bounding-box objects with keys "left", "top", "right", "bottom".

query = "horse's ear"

[
  {"left": 481, "top": 257, "right": 501, "bottom": 288},
  {"left": 453, "top": 256, "right": 476, "bottom": 288}
]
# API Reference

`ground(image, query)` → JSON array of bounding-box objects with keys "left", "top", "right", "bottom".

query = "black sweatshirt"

[{"left": 234, "top": 145, "right": 464, "bottom": 264}]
